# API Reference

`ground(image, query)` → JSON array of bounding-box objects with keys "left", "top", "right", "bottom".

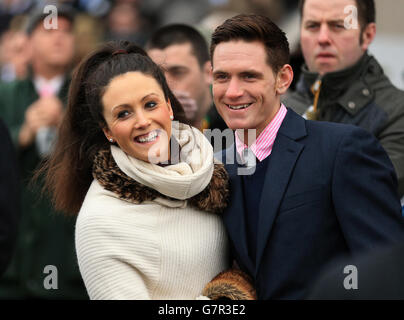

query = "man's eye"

[
  {"left": 306, "top": 24, "right": 319, "bottom": 30},
  {"left": 332, "top": 24, "right": 345, "bottom": 30},
  {"left": 117, "top": 110, "right": 130, "bottom": 119},
  {"left": 214, "top": 74, "right": 228, "bottom": 81},
  {"left": 169, "top": 69, "right": 187, "bottom": 78}
]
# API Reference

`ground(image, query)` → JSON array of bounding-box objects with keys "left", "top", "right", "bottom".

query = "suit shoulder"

[
  {"left": 304, "top": 120, "right": 376, "bottom": 150},
  {"left": 305, "top": 119, "right": 368, "bottom": 136}
]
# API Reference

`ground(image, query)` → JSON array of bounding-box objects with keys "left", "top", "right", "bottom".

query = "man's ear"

[
  {"left": 276, "top": 64, "right": 294, "bottom": 95},
  {"left": 203, "top": 61, "right": 213, "bottom": 85},
  {"left": 361, "top": 22, "right": 376, "bottom": 51}
]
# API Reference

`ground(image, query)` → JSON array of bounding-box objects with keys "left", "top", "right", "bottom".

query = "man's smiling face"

[{"left": 212, "top": 40, "right": 281, "bottom": 138}]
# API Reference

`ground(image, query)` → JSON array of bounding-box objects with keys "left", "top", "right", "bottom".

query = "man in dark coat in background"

[
  {"left": 283, "top": 0, "right": 404, "bottom": 198},
  {"left": 0, "top": 118, "right": 19, "bottom": 277}
]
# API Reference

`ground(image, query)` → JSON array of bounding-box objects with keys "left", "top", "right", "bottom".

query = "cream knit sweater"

[{"left": 75, "top": 123, "right": 229, "bottom": 299}]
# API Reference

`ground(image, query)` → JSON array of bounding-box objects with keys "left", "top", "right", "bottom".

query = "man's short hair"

[
  {"left": 210, "top": 14, "right": 290, "bottom": 73},
  {"left": 146, "top": 24, "right": 209, "bottom": 68},
  {"left": 298, "top": 0, "right": 376, "bottom": 30}
]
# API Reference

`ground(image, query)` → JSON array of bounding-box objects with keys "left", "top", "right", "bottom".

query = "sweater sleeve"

[{"left": 75, "top": 210, "right": 159, "bottom": 300}]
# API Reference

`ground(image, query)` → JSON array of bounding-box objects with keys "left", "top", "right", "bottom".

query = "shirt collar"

[
  {"left": 235, "top": 103, "right": 288, "bottom": 162},
  {"left": 34, "top": 75, "right": 65, "bottom": 97}
]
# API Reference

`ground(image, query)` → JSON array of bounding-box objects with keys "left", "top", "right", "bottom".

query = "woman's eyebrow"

[
  {"left": 111, "top": 93, "right": 160, "bottom": 111},
  {"left": 141, "top": 93, "right": 159, "bottom": 102}
]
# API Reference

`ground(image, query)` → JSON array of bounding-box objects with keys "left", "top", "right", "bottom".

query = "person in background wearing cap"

[
  {"left": 0, "top": 6, "right": 87, "bottom": 299},
  {"left": 283, "top": 0, "right": 404, "bottom": 200}
]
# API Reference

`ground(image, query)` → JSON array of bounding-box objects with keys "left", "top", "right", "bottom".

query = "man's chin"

[{"left": 314, "top": 63, "right": 339, "bottom": 75}]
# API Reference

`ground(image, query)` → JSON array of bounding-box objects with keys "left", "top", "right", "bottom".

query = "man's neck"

[
  {"left": 303, "top": 53, "right": 369, "bottom": 84},
  {"left": 241, "top": 104, "right": 281, "bottom": 145},
  {"left": 32, "top": 61, "right": 67, "bottom": 80}
]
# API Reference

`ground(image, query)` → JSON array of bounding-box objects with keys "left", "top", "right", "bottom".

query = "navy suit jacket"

[{"left": 220, "top": 108, "right": 404, "bottom": 299}]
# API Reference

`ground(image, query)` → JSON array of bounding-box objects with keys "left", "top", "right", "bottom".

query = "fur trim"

[
  {"left": 202, "top": 269, "right": 257, "bottom": 300},
  {"left": 92, "top": 148, "right": 229, "bottom": 214}
]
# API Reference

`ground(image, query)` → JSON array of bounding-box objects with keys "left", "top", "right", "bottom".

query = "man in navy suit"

[{"left": 210, "top": 14, "right": 404, "bottom": 299}]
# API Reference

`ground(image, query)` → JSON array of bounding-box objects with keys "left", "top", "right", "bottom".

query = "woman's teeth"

[
  {"left": 136, "top": 131, "right": 159, "bottom": 143},
  {"left": 227, "top": 103, "right": 251, "bottom": 110}
]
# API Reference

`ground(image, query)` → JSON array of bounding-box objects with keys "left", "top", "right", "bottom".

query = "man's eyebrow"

[
  {"left": 240, "top": 70, "right": 262, "bottom": 75},
  {"left": 304, "top": 19, "right": 320, "bottom": 24},
  {"left": 304, "top": 18, "right": 345, "bottom": 24},
  {"left": 328, "top": 19, "right": 345, "bottom": 24},
  {"left": 212, "top": 70, "right": 227, "bottom": 75},
  {"left": 212, "top": 70, "right": 230, "bottom": 79},
  {"left": 167, "top": 65, "right": 188, "bottom": 71}
]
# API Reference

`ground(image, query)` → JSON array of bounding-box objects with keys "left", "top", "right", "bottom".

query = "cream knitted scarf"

[{"left": 92, "top": 122, "right": 229, "bottom": 214}]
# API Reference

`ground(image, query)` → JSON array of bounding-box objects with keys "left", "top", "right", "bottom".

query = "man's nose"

[
  {"left": 318, "top": 24, "right": 331, "bottom": 45},
  {"left": 225, "top": 78, "right": 243, "bottom": 99}
]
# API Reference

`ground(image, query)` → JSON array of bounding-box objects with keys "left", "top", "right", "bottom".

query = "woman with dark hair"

[{"left": 39, "top": 41, "right": 234, "bottom": 299}]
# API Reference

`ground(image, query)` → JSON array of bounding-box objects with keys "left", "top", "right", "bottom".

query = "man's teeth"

[
  {"left": 136, "top": 131, "right": 159, "bottom": 143},
  {"left": 227, "top": 104, "right": 251, "bottom": 110}
]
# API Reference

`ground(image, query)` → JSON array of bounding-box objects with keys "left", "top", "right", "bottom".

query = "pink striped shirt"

[{"left": 236, "top": 104, "right": 287, "bottom": 162}]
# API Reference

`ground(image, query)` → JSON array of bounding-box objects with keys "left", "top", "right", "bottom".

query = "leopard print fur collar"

[{"left": 92, "top": 148, "right": 229, "bottom": 214}]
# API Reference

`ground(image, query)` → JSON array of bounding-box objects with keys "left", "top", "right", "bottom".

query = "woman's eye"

[
  {"left": 117, "top": 110, "right": 130, "bottom": 119},
  {"left": 145, "top": 101, "right": 157, "bottom": 109}
]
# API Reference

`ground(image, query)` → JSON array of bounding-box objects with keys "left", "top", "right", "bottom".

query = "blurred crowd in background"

[
  {"left": 1, "top": 0, "right": 403, "bottom": 89},
  {"left": 0, "top": 0, "right": 305, "bottom": 88}
]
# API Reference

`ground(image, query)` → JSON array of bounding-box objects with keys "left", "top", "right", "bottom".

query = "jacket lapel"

[
  {"left": 223, "top": 147, "right": 255, "bottom": 274},
  {"left": 255, "top": 109, "right": 307, "bottom": 275}
]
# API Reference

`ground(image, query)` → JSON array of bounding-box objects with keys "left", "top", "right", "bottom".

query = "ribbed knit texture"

[{"left": 75, "top": 124, "right": 229, "bottom": 299}]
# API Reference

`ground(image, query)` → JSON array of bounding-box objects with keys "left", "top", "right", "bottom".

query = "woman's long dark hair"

[{"left": 39, "top": 40, "right": 188, "bottom": 215}]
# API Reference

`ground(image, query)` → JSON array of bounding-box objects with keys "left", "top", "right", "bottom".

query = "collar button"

[
  {"left": 348, "top": 101, "right": 356, "bottom": 109},
  {"left": 362, "top": 88, "right": 370, "bottom": 96}
]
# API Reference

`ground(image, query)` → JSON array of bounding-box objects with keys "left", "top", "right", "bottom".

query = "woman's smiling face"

[{"left": 102, "top": 71, "right": 173, "bottom": 163}]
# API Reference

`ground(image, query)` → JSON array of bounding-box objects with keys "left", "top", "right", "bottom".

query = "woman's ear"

[
  {"left": 276, "top": 64, "right": 294, "bottom": 95},
  {"left": 102, "top": 127, "right": 113, "bottom": 142},
  {"left": 167, "top": 98, "right": 174, "bottom": 118}
]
